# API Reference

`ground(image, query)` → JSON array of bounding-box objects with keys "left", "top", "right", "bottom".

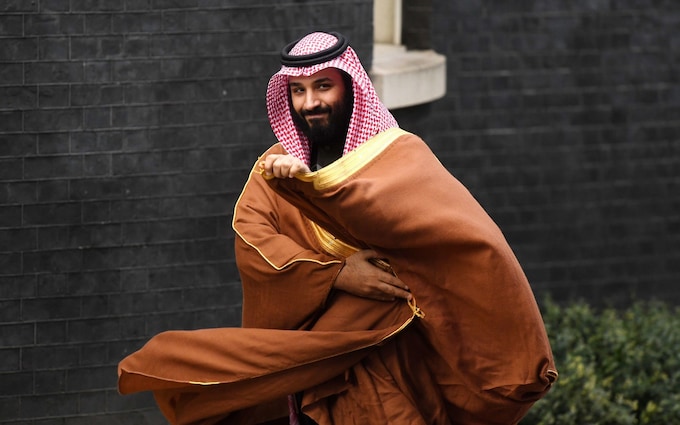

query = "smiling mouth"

[{"left": 305, "top": 113, "right": 330, "bottom": 126}]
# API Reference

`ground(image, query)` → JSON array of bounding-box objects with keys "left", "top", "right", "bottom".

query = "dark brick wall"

[
  {"left": 0, "top": 1, "right": 372, "bottom": 423},
  {"left": 394, "top": 0, "right": 680, "bottom": 307}
]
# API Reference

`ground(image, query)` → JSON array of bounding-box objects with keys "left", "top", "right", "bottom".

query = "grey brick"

[
  {"left": 83, "top": 153, "right": 112, "bottom": 176},
  {"left": 0, "top": 37, "right": 38, "bottom": 61},
  {"left": 37, "top": 132, "right": 71, "bottom": 154},
  {"left": 0, "top": 62, "right": 23, "bottom": 85},
  {"left": 23, "top": 248, "right": 83, "bottom": 273},
  {"left": 79, "top": 342, "right": 110, "bottom": 367},
  {"left": 0, "top": 299, "right": 21, "bottom": 323},
  {"left": 37, "top": 179, "right": 70, "bottom": 202},
  {"left": 0, "top": 158, "right": 24, "bottom": 181},
  {"left": 70, "top": 36, "right": 98, "bottom": 59},
  {"left": 39, "top": 36, "right": 70, "bottom": 60},
  {"left": 120, "top": 269, "right": 148, "bottom": 291},
  {"left": 0, "top": 14, "right": 23, "bottom": 35},
  {"left": 78, "top": 389, "right": 109, "bottom": 414},
  {"left": 160, "top": 104, "right": 185, "bottom": 125},
  {"left": 84, "top": 14, "right": 112, "bottom": 34},
  {"left": 112, "top": 151, "right": 185, "bottom": 175},
  {"left": 83, "top": 107, "right": 112, "bottom": 129},
  {"left": 112, "top": 13, "right": 162, "bottom": 33},
  {"left": 67, "top": 318, "right": 119, "bottom": 343},
  {"left": 0, "top": 135, "right": 37, "bottom": 157},
  {"left": 70, "top": 223, "right": 122, "bottom": 247},
  {"left": 109, "top": 198, "right": 159, "bottom": 221},
  {"left": 122, "top": 217, "right": 215, "bottom": 244},
  {"left": 70, "top": 177, "right": 122, "bottom": 200},
  {"left": 24, "top": 109, "right": 83, "bottom": 132},
  {"left": 81, "top": 245, "right": 143, "bottom": 270},
  {"left": 70, "top": 130, "right": 123, "bottom": 153},
  {"left": 35, "top": 321, "right": 67, "bottom": 345},
  {"left": 0, "top": 371, "right": 34, "bottom": 396},
  {"left": 0, "top": 86, "right": 38, "bottom": 110},
  {"left": 83, "top": 61, "right": 112, "bottom": 82},
  {"left": 68, "top": 270, "right": 121, "bottom": 294},
  {"left": 35, "top": 369, "right": 67, "bottom": 394},
  {"left": 0, "top": 252, "right": 22, "bottom": 274},
  {"left": 0, "top": 228, "right": 37, "bottom": 251},
  {"left": 23, "top": 203, "right": 81, "bottom": 225},
  {"left": 71, "top": 0, "right": 123, "bottom": 12},
  {"left": 0, "top": 111, "right": 23, "bottom": 132},
  {"left": 38, "top": 84, "right": 71, "bottom": 108},
  {"left": 25, "top": 61, "right": 84, "bottom": 84},
  {"left": 124, "top": 38, "right": 160, "bottom": 58},
  {"left": 0, "top": 205, "right": 22, "bottom": 228},
  {"left": 79, "top": 295, "right": 109, "bottom": 318},
  {"left": 41, "top": 0, "right": 70, "bottom": 12},
  {"left": 0, "top": 348, "right": 20, "bottom": 372},
  {"left": 0, "top": 322, "right": 34, "bottom": 346},
  {"left": 81, "top": 200, "right": 111, "bottom": 223},
  {"left": 112, "top": 104, "right": 161, "bottom": 127},
  {"left": 67, "top": 365, "right": 116, "bottom": 391},
  {"left": 22, "top": 345, "right": 80, "bottom": 370},
  {"left": 112, "top": 60, "right": 160, "bottom": 81},
  {"left": 0, "top": 275, "right": 36, "bottom": 299},
  {"left": 118, "top": 175, "right": 173, "bottom": 198},
  {"left": 36, "top": 272, "right": 70, "bottom": 297},
  {"left": 120, "top": 129, "right": 153, "bottom": 152},
  {"left": 125, "top": 0, "right": 152, "bottom": 10},
  {"left": 25, "top": 12, "right": 63, "bottom": 34},
  {"left": 0, "top": 396, "right": 21, "bottom": 420},
  {"left": 20, "top": 393, "right": 79, "bottom": 418},
  {"left": 24, "top": 156, "right": 81, "bottom": 179},
  {"left": 23, "top": 297, "right": 81, "bottom": 321}
]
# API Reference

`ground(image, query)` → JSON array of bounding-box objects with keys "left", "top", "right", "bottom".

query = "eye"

[{"left": 290, "top": 86, "right": 304, "bottom": 95}]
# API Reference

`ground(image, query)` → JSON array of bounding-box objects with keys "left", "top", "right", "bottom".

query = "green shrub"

[{"left": 521, "top": 299, "right": 680, "bottom": 425}]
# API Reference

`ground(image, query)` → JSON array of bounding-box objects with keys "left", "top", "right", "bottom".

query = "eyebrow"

[{"left": 289, "top": 77, "right": 333, "bottom": 87}]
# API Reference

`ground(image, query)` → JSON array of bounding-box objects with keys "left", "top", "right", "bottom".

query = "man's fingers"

[
  {"left": 336, "top": 249, "right": 413, "bottom": 302},
  {"left": 384, "top": 275, "right": 410, "bottom": 292},
  {"left": 261, "top": 154, "right": 311, "bottom": 178},
  {"left": 381, "top": 278, "right": 412, "bottom": 301}
]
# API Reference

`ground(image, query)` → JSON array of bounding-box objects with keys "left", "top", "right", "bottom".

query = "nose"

[{"left": 303, "top": 90, "right": 321, "bottom": 111}]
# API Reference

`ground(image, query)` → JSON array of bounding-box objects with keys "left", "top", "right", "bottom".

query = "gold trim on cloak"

[
  {"left": 309, "top": 221, "right": 359, "bottom": 259},
  {"left": 261, "top": 127, "right": 410, "bottom": 190}
]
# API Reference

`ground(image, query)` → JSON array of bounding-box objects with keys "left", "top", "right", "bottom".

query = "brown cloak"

[{"left": 118, "top": 128, "right": 556, "bottom": 424}]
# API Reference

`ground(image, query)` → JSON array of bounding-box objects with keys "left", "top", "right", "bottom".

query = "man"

[{"left": 119, "top": 32, "right": 557, "bottom": 425}]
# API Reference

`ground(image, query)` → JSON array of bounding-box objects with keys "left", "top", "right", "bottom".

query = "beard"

[{"left": 291, "top": 88, "right": 353, "bottom": 148}]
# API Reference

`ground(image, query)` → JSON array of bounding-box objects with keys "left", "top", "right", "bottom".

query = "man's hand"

[
  {"left": 261, "top": 154, "right": 311, "bottom": 178},
  {"left": 334, "top": 250, "right": 412, "bottom": 302}
]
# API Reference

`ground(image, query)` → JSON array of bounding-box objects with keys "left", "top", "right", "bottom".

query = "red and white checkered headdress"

[{"left": 266, "top": 32, "right": 398, "bottom": 164}]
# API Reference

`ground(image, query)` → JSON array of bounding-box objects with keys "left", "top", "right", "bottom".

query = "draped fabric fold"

[
  {"left": 118, "top": 290, "right": 418, "bottom": 424},
  {"left": 262, "top": 129, "right": 558, "bottom": 424}
]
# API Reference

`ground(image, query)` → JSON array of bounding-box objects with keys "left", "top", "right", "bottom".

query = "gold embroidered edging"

[
  {"left": 306, "top": 127, "right": 409, "bottom": 190},
  {"left": 309, "top": 221, "right": 359, "bottom": 259}
]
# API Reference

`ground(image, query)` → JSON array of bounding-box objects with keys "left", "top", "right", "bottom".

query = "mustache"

[{"left": 301, "top": 106, "right": 331, "bottom": 117}]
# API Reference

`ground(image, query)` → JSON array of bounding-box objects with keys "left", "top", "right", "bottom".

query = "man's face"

[{"left": 288, "top": 68, "right": 352, "bottom": 145}]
